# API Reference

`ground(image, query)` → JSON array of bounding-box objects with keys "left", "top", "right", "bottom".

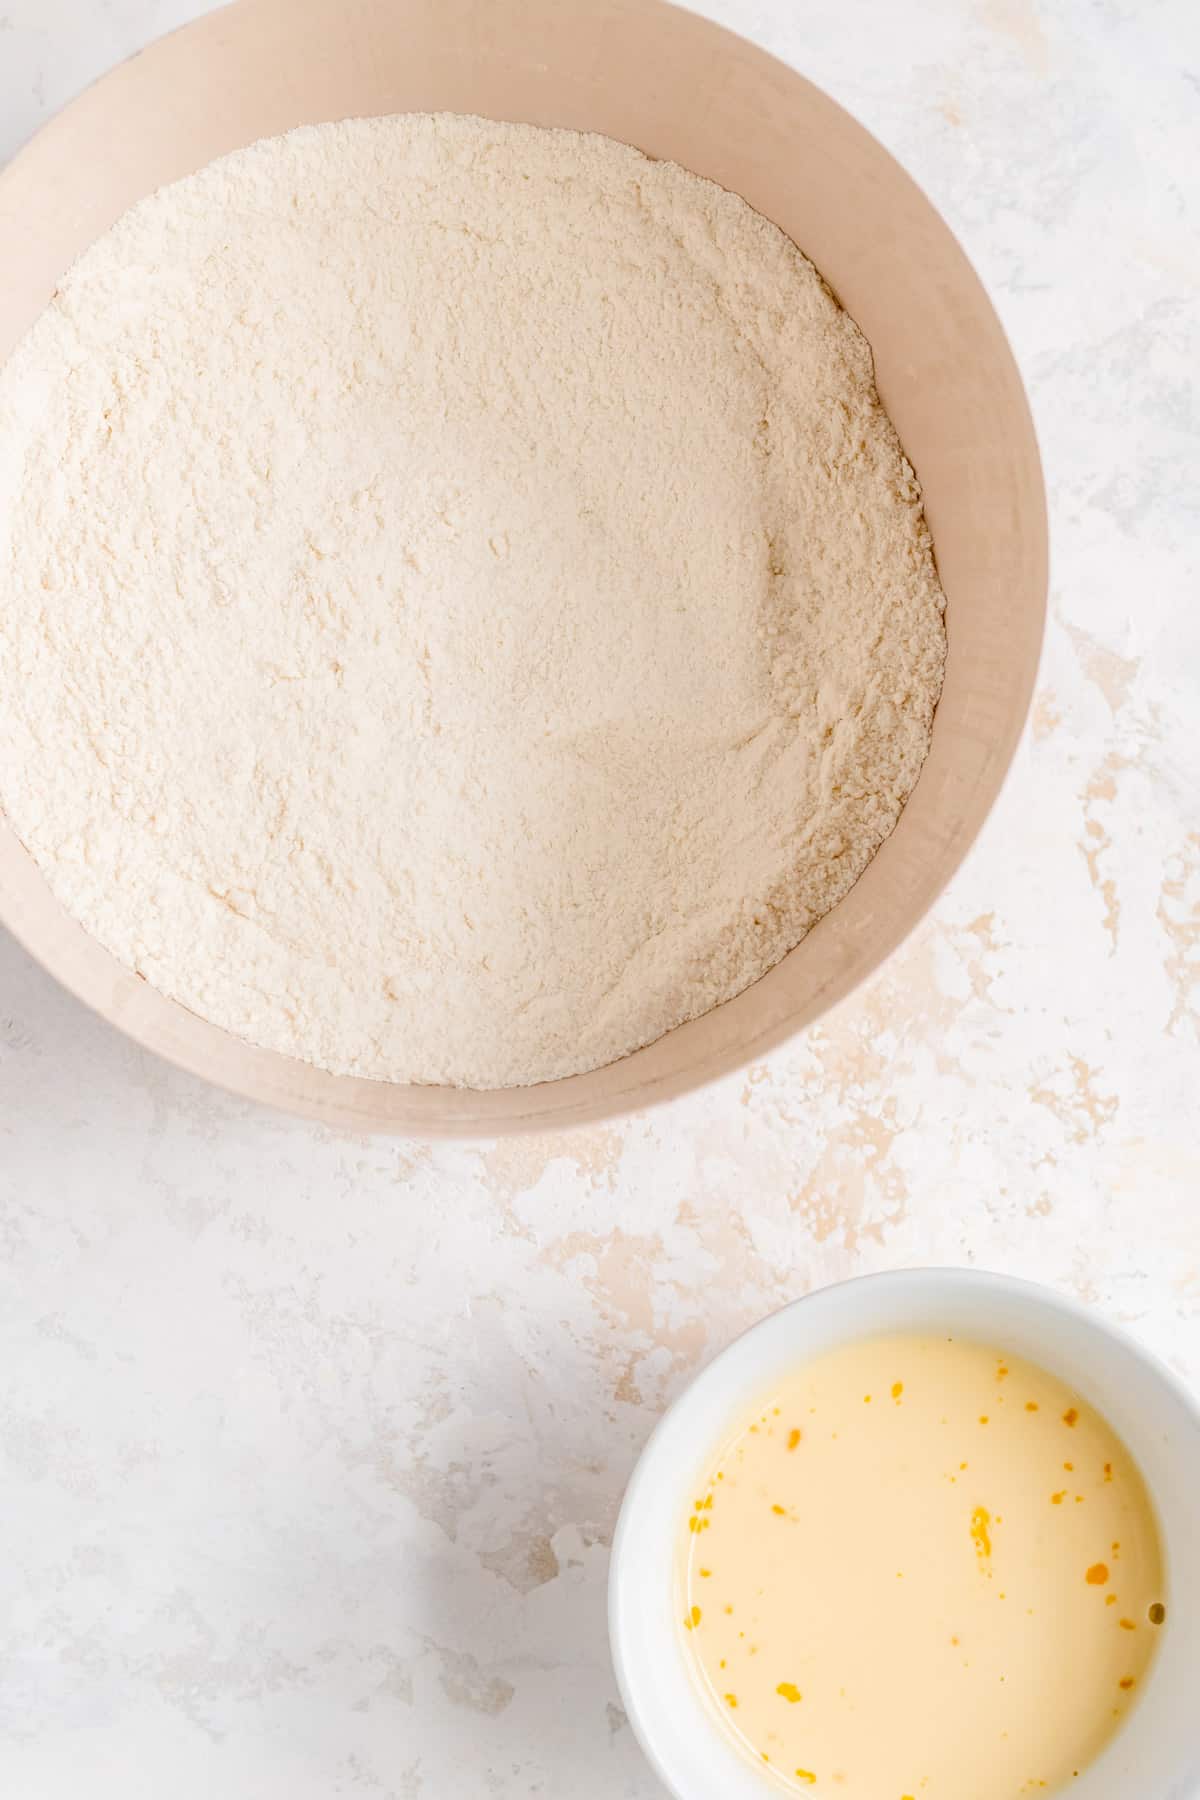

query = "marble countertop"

[{"left": 1, "top": 2, "right": 1198, "bottom": 1795}]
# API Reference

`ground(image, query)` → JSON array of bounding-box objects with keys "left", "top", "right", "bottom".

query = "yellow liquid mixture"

[{"left": 679, "top": 1335, "right": 1166, "bottom": 1798}]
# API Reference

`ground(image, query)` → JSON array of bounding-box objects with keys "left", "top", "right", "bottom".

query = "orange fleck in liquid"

[
  {"left": 787, "top": 1428, "right": 802, "bottom": 1451},
  {"left": 1086, "top": 1564, "right": 1109, "bottom": 1586},
  {"left": 892, "top": 1382, "right": 904, "bottom": 1401},
  {"left": 679, "top": 1335, "right": 1164, "bottom": 1800},
  {"left": 970, "top": 1507, "right": 992, "bottom": 1561},
  {"left": 1064, "top": 1408, "right": 1079, "bottom": 1428}
]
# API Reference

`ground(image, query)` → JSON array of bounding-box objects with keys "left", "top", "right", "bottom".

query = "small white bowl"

[{"left": 609, "top": 1269, "right": 1200, "bottom": 1800}]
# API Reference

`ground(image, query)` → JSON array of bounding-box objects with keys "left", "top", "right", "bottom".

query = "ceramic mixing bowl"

[
  {"left": 0, "top": 0, "right": 1046, "bottom": 1133},
  {"left": 609, "top": 1270, "right": 1200, "bottom": 1800}
]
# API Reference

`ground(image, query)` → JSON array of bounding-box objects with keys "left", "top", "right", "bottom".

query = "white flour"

[{"left": 0, "top": 114, "right": 945, "bottom": 1088}]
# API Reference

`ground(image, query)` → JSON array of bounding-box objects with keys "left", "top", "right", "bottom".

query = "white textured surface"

[{"left": 0, "top": 3, "right": 1197, "bottom": 1797}]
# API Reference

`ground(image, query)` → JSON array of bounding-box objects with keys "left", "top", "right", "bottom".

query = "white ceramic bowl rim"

[{"left": 608, "top": 1268, "right": 1200, "bottom": 1800}]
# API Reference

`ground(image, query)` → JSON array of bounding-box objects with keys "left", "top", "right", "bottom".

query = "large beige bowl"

[{"left": 0, "top": 0, "right": 1046, "bottom": 1136}]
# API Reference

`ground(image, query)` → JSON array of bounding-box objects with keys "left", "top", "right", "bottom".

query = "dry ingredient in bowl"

[
  {"left": 0, "top": 114, "right": 945, "bottom": 1087},
  {"left": 679, "top": 1335, "right": 1166, "bottom": 1798}
]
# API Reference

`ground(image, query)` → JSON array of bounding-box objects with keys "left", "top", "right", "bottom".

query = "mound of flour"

[{"left": 0, "top": 114, "right": 945, "bottom": 1087}]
